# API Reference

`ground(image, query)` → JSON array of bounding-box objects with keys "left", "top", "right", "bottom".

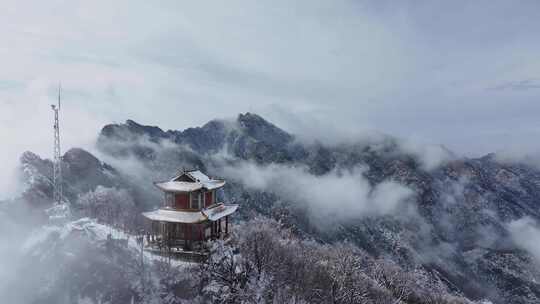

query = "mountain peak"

[
  {"left": 123, "top": 119, "right": 165, "bottom": 137},
  {"left": 236, "top": 112, "right": 293, "bottom": 146},
  {"left": 99, "top": 119, "right": 167, "bottom": 144},
  {"left": 237, "top": 112, "right": 266, "bottom": 124},
  {"left": 125, "top": 119, "right": 140, "bottom": 127},
  {"left": 63, "top": 148, "right": 100, "bottom": 166},
  {"left": 20, "top": 151, "right": 42, "bottom": 164}
]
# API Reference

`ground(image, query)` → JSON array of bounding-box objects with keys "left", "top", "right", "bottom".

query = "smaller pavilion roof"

[{"left": 204, "top": 203, "right": 239, "bottom": 221}]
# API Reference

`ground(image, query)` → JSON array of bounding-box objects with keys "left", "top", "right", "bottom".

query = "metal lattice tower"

[{"left": 51, "top": 85, "right": 63, "bottom": 204}]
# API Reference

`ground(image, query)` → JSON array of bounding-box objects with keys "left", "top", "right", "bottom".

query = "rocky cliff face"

[
  {"left": 14, "top": 113, "right": 540, "bottom": 303},
  {"left": 18, "top": 148, "right": 125, "bottom": 207}
]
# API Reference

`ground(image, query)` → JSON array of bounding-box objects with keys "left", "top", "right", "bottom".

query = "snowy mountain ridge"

[{"left": 4, "top": 112, "right": 540, "bottom": 303}]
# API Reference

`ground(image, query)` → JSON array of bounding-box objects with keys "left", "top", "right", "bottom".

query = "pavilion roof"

[
  {"left": 142, "top": 208, "right": 207, "bottom": 224},
  {"left": 154, "top": 170, "right": 226, "bottom": 193},
  {"left": 154, "top": 181, "right": 204, "bottom": 193},
  {"left": 204, "top": 203, "right": 239, "bottom": 221},
  {"left": 142, "top": 203, "right": 238, "bottom": 224}
]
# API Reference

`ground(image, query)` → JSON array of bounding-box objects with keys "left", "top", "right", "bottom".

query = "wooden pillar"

[
  {"left": 199, "top": 224, "right": 203, "bottom": 241},
  {"left": 150, "top": 222, "right": 154, "bottom": 242},
  {"left": 180, "top": 223, "right": 185, "bottom": 247},
  {"left": 218, "top": 218, "right": 222, "bottom": 235},
  {"left": 187, "top": 224, "right": 192, "bottom": 250},
  {"left": 225, "top": 216, "right": 229, "bottom": 235}
]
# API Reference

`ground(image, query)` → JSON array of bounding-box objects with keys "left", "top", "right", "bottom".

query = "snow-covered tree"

[{"left": 76, "top": 186, "right": 136, "bottom": 230}]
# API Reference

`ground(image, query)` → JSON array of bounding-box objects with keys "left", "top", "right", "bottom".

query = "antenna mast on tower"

[{"left": 51, "top": 84, "right": 63, "bottom": 204}]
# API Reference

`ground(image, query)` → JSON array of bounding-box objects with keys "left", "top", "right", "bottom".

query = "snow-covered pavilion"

[{"left": 142, "top": 169, "right": 238, "bottom": 254}]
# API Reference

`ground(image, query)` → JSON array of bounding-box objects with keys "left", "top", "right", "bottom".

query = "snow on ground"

[{"left": 22, "top": 217, "right": 194, "bottom": 268}]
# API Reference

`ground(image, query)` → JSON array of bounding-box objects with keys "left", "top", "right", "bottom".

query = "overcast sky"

[{"left": 1, "top": 0, "right": 540, "bottom": 193}]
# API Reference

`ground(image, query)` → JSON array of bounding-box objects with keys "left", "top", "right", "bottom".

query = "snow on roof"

[
  {"left": 142, "top": 203, "right": 239, "bottom": 223},
  {"left": 158, "top": 170, "right": 226, "bottom": 192},
  {"left": 142, "top": 208, "right": 207, "bottom": 223},
  {"left": 200, "top": 179, "right": 226, "bottom": 190},
  {"left": 185, "top": 170, "right": 226, "bottom": 190},
  {"left": 203, "top": 204, "right": 239, "bottom": 221},
  {"left": 186, "top": 170, "right": 211, "bottom": 183},
  {"left": 154, "top": 181, "right": 203, "bottom": 192}
]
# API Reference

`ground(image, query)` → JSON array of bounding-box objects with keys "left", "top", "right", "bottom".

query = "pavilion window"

[
  {"left": 165, "top": 193, "right": 174, "bottom": 207},
  {"left": 190, "top": 192, "right": 201, "bottom": 209}
]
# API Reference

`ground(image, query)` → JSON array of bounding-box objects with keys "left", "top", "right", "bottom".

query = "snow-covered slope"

[{"left": 1, "top": 215, "right": 195, "bottom": 304}]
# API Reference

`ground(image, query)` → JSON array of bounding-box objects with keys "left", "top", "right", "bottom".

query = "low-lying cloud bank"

[
  {"left": 494, "top": 149, "right": 540, "bottom": 170},
  {"left": 0, "top": 205, "right": 38, "bottom": 303},
  {"left": 262, "top": 106, "right": 455, "bottom": 171},
  {"left": 221, "top": 161, "right": 415, "bottom": 223},
  {"left": 398, "top": 139, "right": 455, "bottom": 171},
  {"left": 508, "top": 217, "right": 540, "bottom": 263}
]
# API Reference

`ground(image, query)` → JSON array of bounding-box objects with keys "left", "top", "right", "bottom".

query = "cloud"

[
  {"left": 487, "top": 79, "right": 540, "bottom": 92},
  {"left": 1, "top": 0, "right": 540, "bottom": 199},
  {"left": 259, "top": 104, "right": 386, "bottom": 146},
  {"left": 508, "top": 217, "right": 540, "bottom": 263},
  {"left": 261, "top": 105, "right": 455, "bottom": 171},
  {"left": 0, "top": 80, "right": 107, "bottom": 199},
  {"left": 491, "top": 148, "right": 540, "bottom": 170},
  {"left": 0, "top": 204, "right": 39, "bottom": 303},
  {"left": 220, "top": 161, "right": 415, "bottom": 224},
  {"left": 398, "top": 139, "right": 455, "bottom": 171}
]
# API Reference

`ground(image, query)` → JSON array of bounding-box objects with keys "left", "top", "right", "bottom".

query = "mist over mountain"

[
  {"left": 2, "top": 113, "right": 540, "bottom": 303},
  {"left": 3, "top": 0, "right": 540, "bottom": 302}
]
